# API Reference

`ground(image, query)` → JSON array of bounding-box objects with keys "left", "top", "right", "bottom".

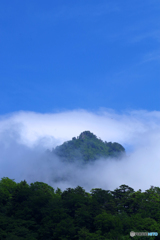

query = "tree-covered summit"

[
  {"left": 52, "top": 131, "right": 125, "bottom": 163},
  {"left": 78, "top": 131, "right": 97, "bottom": 140}
]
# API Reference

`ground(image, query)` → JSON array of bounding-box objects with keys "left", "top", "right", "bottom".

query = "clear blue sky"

[{"left": 0, "top": 0, "right": 160, "bottom": 114}]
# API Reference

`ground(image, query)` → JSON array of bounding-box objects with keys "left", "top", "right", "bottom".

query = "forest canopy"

[{"left": 0, "top": 177, "right": 160, "bottom": 240}]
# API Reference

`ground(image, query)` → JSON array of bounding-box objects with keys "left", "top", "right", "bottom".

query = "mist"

[{"left": 0, "top": 109, "right": 160, "bottom": 192}]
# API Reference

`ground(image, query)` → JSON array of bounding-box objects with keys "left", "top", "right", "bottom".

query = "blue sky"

[
  {"left": 0, "top": 0, "right": 160, "bottom": 114},
  {"left": 0, "top": 1, "right": 160, "bottom": 191}
]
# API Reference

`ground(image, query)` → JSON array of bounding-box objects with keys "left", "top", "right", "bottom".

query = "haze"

[{"left": 0, "top": 109, "right": 159, "bottom": 192}]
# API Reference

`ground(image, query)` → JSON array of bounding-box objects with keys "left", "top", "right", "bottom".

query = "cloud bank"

[{"left": 0, "top": 109, "right": 160, "bottom": 192}]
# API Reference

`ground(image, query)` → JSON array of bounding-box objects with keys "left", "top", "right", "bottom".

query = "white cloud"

[{"left": 0, "top": 109, "right": 160, "bottom": 192}]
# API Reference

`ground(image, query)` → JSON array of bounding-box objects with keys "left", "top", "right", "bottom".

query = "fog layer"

[{"left": 0, "top": 109, "right": 160, "bottom": 192}]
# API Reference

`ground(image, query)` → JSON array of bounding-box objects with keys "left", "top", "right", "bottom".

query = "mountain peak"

[
  {"left": 78, "top": 131, "right": 97, "bottom": 140},
  {"left": 53, "top": 131, "right": 125, "bottom": 163}
]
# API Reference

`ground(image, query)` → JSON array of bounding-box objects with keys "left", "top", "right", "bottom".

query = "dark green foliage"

[
  {"left": 94, "top": 212, "right": 123, "bottom": 238},
  {"left": 1, "top": 177, "right": 160, "bottom": 239},
  {"left": 90, "top": 188, "right": 117, "bottom": 215},
  {"left": 111, "top": 184, "right": 135, "bottom": 214},
  {"left": 53, "top": 131, "right": 125, "bottom": 163}
]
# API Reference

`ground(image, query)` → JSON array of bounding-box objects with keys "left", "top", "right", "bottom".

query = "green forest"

[
  {"left": 0, "top": 131, "right": 159, "bottom": 239},
  {"left": 0, "top": 178, "right": 160, "bottom": 239}
]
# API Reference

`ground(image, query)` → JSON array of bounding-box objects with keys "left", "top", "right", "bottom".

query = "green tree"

[
  {"left": 94, "top": 212, "right": 123, "bottom": 239},
  {"left": 77, "top": 227, "right": 106, "bottom": 240},
  {"left": 61, "top": 186, "right": 90, "bottom": 218},
  {"left": 0, "top": 177, "right": 17, "bottom": 211},
  {"left": 90, "top": 188, "right": 117, "bottom": 215},
  {"left": 111, "top": 184, "right": 135, "bottom": 214}
]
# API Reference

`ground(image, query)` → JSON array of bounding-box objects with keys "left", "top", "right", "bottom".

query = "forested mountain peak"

[
  {"left": 52, "top": 131, "right": 125, "bottom": 163},
  {"left": 78, "top": 131, "right": 97, "bottom": 140}
]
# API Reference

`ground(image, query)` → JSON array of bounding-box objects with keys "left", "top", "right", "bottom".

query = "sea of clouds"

[{"left": 0, "top": 108, "right": 160, "bottom": 193}]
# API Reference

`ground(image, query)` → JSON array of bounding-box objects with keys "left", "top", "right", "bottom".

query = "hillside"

[{"left": 52, "top": 131, "right": 125, "bottom": 163}]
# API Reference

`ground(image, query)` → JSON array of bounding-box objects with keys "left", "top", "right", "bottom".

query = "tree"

[
  {"left": 94, "top": 212, "right": 123, "bottom": 239},
  {"left": 111, "top": 184, "right": 135, "bottom": 214},
  {"left": 61, "top": 186, "right": 90, "bottom": 218},
  {"left": 0, "top": 177, "right": 17, "bottom": 207},
  {"left": 90, "top": 188, "right": 117, "bottom": 215}
]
